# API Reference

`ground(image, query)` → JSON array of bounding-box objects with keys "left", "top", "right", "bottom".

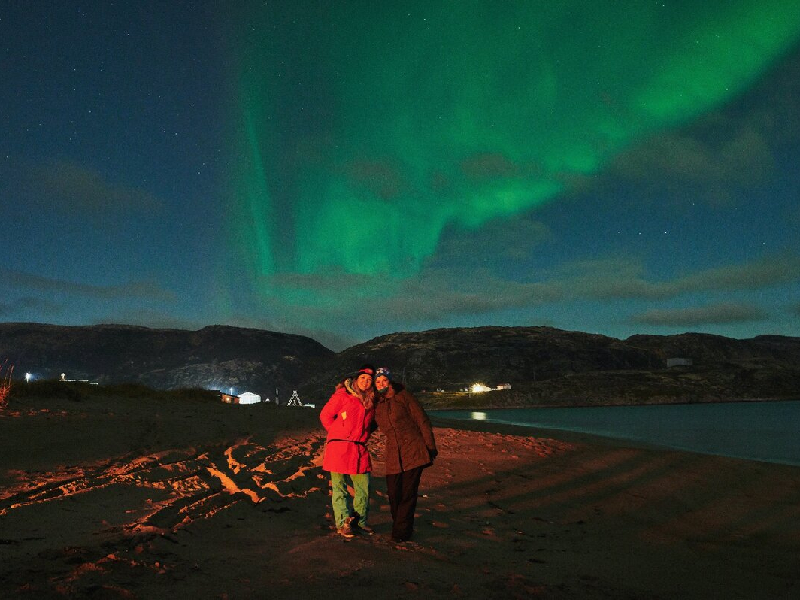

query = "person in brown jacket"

[{"left": 373, "top": 367, "right": 437, "bottom": 542}]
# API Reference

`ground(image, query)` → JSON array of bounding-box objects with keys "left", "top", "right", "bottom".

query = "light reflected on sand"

[{"left": 0, "top": 434, "right": 327, "bottom": 533}]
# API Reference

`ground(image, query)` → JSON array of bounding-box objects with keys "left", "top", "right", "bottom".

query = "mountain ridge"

[{"left": 2, "top": 323, "right": 798, "bottom": 406}]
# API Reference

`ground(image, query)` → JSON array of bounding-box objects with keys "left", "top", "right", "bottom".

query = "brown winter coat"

[{"left": 374, "top": 383, "right": 437, "bottom": 475}]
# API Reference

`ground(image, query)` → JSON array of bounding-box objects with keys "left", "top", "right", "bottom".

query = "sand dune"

[{"left": 1, "top": 393, "right": 798, "bottom": 599}]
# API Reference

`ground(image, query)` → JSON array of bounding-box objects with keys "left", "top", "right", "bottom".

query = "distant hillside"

[
  {"left": 0, "top": 323, "right": 334, "bottom": 400},
  {"left": 299, "top": 327, "right": 800, "bottom": 406},
  {"left": 2, "top": 323, "right": 799, "bottom": 407},
  {"left": 303, "top": 326, "right": 660, "bottom": 389}
]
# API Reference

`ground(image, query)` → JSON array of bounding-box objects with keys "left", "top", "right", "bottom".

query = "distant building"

[
  {"left": 496, "top": 383, "right": 512, "bottom": 390},
  {"left": 667, "top": 358, "right": 693, "bottom": 367},
  {"left": 238, "top": 392, "right": 261, "bottom": 404},
  {"left": 470, "top": 383, "right": 493, "bottom": 393},
  {"left": 221, "top": 391, "right": 261, "bottom": 404}
]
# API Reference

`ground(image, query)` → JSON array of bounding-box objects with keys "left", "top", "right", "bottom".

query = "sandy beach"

[{"left": 1, "top": 391, "right": 799, "bottom": 599}]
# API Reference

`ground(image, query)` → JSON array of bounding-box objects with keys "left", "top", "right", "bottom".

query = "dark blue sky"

[{"left": 2, "top": 1, "right": 799, "bottom": 350}]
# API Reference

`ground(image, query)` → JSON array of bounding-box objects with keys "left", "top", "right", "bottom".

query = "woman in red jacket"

[
  {"left": 373, "top": 367, "right": 437, "bottom": 543},
  {"left": 320, "top": 365, "right": 376, "bottom": 538}
]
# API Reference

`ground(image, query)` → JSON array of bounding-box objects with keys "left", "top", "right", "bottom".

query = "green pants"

[{"left": 330, "top": 472, "right": 371, "bottom": 528}]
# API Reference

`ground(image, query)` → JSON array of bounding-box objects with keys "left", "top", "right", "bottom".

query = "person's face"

[
  {"left": 375, "top": 375, "right": 390, "bottom": 391},
  {"left": 356, "top": 373, "right": 373, "bottom": 391}
]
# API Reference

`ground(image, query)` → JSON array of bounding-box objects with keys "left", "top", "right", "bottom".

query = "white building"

[
  {"left": 221, "top": 391, "right": 262, "bottom": 404},
  {"left": 470, "top": 383, "right": 493, "bottom": 393},
  {"left": 238, "top": 392, "right": 261, "bottom": 404}
]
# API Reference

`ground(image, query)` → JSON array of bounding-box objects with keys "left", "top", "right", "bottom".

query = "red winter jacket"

[{"left": 320, "top": 383, "right": 375, "bottom": 474}]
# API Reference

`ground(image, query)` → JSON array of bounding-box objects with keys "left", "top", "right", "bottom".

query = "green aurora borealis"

[
  {"left": 217, "top": 0, "right": 800, "bottom": 343},
  {"left": 234, "top": 1, "right": 799, "bottom": 282},
  {"left": 3, "top": 1, "right": 800, "bottom": 349},
  {"left": 0, "top": 0, "right": 800, "bottom": 349}
]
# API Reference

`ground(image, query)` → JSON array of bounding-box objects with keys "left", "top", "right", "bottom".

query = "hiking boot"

[
  {"left": 390, "top": 538, "right": 420, "bottom": 550},
  {"left": 356, "top": 524, "right": 374, "bottom": 535},
  {"left": 337, "top": 522, "right": 355, "bottom": 538}
]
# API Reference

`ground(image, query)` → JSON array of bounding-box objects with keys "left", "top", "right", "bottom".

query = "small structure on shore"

[
  {"left": 221, "top": 391, "right": 262, "bottom": 405},
  {"left": 286, "top": 390, "right": 315, "bottom": 408},
  {"left": 221, "top": 393, "right": 239, "bottom": 404},
  {"left": 238, "top": 392, "right": 261, "bottom": 405},
  {"left": 470, "top": 383, "right": 493, "bottom": 393}
]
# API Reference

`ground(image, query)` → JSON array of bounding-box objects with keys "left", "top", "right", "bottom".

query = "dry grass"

[{"left": 0, "top": 359, "right": 12, "bottom": 408}]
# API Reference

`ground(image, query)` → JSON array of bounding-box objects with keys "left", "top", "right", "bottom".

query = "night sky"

[{"left": 2, "top": 1, "right": 799, "bottom": 350}]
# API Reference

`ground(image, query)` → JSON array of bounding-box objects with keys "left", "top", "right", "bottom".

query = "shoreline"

[
  {"left": 431, "top": 400, "right": 800, "bottom": 468},
  {"left": 422, "top": 395, "right": 800, "bottom": 411}
]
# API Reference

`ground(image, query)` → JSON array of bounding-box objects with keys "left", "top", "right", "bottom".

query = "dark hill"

[
  {"left": 0, "top": 323, "right": 334, "bottom": 400},
  {"left": 299, "top": 327, "right": 800, "bottom": 406},
  {"left": 304, "top": 326, "right": 663, "bottom": 390},
  {"left": 2, "top": 323, "right": 799, "bottom": 407}
]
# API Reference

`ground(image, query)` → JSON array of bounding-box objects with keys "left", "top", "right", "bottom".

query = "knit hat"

[
  {"left": 353, "top": 364, "right": 375, "bottom": 380},
  {"left": 375, "top": 367, "right": 391, "bottom": 380}
]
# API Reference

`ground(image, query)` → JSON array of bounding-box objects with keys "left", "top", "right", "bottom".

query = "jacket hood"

[{"left": 342, "top": 377, "right": 375, "bottom": 409}]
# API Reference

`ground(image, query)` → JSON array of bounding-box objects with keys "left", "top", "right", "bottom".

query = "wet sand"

[{"left": 1, "top": 393, "right": 798, "bottom": 599}]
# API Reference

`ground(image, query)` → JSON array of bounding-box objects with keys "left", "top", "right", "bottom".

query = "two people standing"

[{"left": 319, "top": 364, "right": 437, "bottom": 542}]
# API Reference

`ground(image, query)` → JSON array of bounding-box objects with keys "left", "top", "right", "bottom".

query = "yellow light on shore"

[{"left": 471, "top": 383, "right": 492, "bottom": 393}]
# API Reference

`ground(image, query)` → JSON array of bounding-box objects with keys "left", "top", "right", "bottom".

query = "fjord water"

[{"left": 435, "top": 400, "right": 800, "bottom": 466}]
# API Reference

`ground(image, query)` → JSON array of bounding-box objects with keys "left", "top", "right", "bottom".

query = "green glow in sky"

[{"left": 231, "top": 0, "right": 800, "bottom": 289}]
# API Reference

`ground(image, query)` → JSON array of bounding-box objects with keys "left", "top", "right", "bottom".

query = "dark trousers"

[{"left": 385, "top": 466, "right": 424, "bottom": 541}]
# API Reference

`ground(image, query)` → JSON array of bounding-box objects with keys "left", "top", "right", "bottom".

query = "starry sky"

[{"left": 2, "top": 1, "right": 800, "bottom": 351}]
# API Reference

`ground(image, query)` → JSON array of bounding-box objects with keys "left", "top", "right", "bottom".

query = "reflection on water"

[{"left": 434, "top": 400, "right": 800, "bottom": 466}]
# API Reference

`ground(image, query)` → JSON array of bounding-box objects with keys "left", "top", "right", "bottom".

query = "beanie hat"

[
  {"left": 375, "top": 367, "right": 391, "bottom": 380},
  {"left": 356, "top": 364, "right": 375, "bottom": 377}
]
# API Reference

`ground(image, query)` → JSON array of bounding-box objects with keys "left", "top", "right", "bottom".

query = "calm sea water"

[{"left": 433, "top": 400, "right": 800, "bottom": 466}]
